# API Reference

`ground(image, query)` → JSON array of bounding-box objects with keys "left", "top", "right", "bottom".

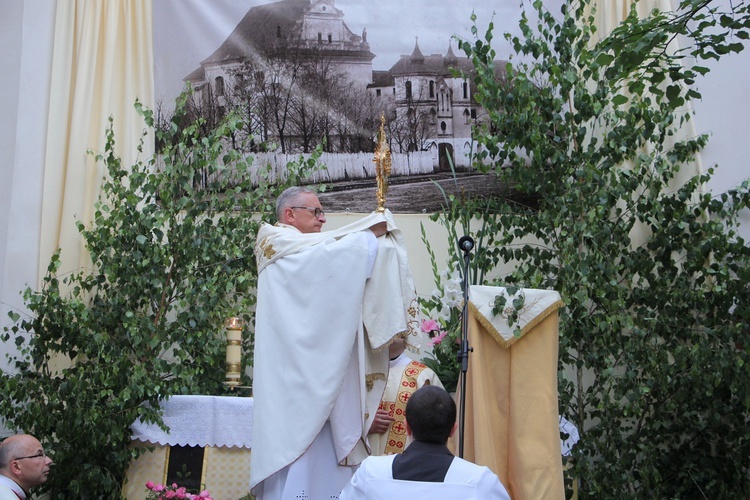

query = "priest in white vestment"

[{"left": 251, "top": 187, "right": 418, "bottom": 499}]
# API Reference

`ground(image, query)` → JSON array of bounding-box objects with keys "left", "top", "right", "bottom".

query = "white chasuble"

[{"left": 250, "top": 211, "right": 418, "bottom": 498}]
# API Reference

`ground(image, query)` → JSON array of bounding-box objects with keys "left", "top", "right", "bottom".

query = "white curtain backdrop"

[
  {"left": 587, "top": 0, "right": 703, "bottom": 248},
  {"left": 591, "top": 0, "right": 703, "bottom": 184},
  {"left": 39, "top": 0, "right": 154, "bottom": 280},
  {"left": 0, "top": 0, "right": 57, "bottom": 376}
]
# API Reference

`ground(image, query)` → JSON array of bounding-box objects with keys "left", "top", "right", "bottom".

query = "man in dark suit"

[{"left": 341, "top": 385, "right": 510, "bottom": 499}]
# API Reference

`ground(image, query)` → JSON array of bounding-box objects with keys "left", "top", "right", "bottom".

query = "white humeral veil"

[{"left": 250, "top": 210, "right": 418, "bottom": 496}]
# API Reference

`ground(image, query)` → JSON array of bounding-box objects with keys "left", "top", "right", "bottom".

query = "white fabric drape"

[
  {"left": 590, "top": 0, "right": 673, "bottom": 35},
  {"left": 39, "top": 0, "right": 154, "bottom": 280},
  {"left": 591, "top": 0, "right": 703, "bottom": 182},
  {"left": 130, "top": 395, "right": 254, "bottom": 448},
  {"left": 586, "top": 0, "right": 703, "bottom": 248},
  {"left": 0, "top": 1, "right": 56, "bottom": 374}
]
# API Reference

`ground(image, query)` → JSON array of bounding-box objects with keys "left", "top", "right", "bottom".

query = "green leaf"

[{"left": 612, "top": 94, "right": 628, "bottom": 106}]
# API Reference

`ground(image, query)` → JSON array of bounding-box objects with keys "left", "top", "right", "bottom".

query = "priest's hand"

[
  {"left": 369, "top": 221, "right": 388, "bottom": 238},
  {"left": 368, "top": 409, "right": 394, "bottom": 435}
]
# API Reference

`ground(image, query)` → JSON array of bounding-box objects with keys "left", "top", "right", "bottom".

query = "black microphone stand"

[{"left": 456, "top": 235, "right": 474, "bottom": 458}]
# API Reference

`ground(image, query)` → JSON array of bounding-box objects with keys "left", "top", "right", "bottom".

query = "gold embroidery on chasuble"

[
  {"left": 255, "top": 236, "right": 276, "bottom": 270},
  {"left": 260, "top": 237, "right": 275, "bottom": 260},
  {"left": 405, "top": 300, "right": 420, "bottom": 338},
  {"left": 382, "top": 360, "right": 427, "bottom": 454}
]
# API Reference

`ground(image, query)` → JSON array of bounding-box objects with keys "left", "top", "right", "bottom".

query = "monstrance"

[{"left": 373, "top": 114, "right": 392, "bottom": 213}]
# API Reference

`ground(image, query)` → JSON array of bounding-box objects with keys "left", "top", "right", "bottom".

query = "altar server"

[{"left": 341, "top": 385, "right": 510, "bottom": 500}]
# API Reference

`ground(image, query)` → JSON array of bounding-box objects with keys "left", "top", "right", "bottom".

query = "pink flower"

[
  {"left": 176, "top": 487, "right": 187, "bottom": 499},
  {"left": 198, "top": 492, "right": 211, "bottom": 498},
  {"left": 429, "top": 330, "right": 447, "bottom": 346},
  {"left": 154, "top": 484, "right": 165, "bottom": 492},
  {"left": 165, "top": 491, "right": 176, "bottom": 499},
  {"left": 421, "top": 319, "right": 440, "bottom": 333},
  {"left": 146, "top": 481, "right": 155, "bottom": 490}
]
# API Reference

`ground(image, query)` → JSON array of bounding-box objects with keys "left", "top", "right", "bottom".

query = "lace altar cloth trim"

[{"left": 130, "top": 395, "right": 254, "bottom": 449}]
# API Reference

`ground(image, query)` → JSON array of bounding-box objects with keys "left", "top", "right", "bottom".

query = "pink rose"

[
  {"left": 154, "top": 484, "right": 165, "bottom": 492},
  {"left": 429, "top": 330, "right": 447, "bottom": 346},
  {"left": 421, "top": 319, "right": 440, "bottom": 333},
  {"left": 146, "top": 481, "right": 155, "bottom": 490},
  {"left": 198, "top": 492, "right": 211, "bottom": 498},
  {"left": 165, "top": 491, "right": 176, "bottom": 499}
]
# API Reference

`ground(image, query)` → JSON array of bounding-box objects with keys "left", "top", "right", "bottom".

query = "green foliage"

[
  {"left": 450, "top": 0, "right": 750, "bottom": 496},
  {"left": 0, "top": 95, "right": 324, "bottom": 498},
  {"left": 418, "top": 169, "right": 526, "bottom": 391},
  {"left": 418, "top": 223, "right": 461, "bottom": 391},
  {"left": 418, "top": 190, "right": 493, "bottom": 391}
]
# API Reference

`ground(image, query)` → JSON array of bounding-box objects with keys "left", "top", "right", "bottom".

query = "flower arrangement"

[
  {"left": 145, "top": 482, "right": 213, "bottom": 500},
  {"left": 420, "top": 268, "right": 464, "bottom": 392}
]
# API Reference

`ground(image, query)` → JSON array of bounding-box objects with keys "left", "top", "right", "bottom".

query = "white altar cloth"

[{"left": 130, "top": 395, "right": 254, "bottom": 448}]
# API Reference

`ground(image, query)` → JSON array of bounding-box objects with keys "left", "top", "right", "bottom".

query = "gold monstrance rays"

[{"left": 373, "top": 114, "right": 392, "bottom": 213}]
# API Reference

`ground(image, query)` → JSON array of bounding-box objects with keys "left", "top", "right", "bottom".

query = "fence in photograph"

[
  {"left": 156, "top": 150, "right": 447, "bottom": 190},
  {"left": 248, "top": 151, "right": 435, "bottom": 185}
]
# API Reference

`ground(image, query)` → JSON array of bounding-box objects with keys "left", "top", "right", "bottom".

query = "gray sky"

[
  {"left": 153, "top": 0, "right": 553, "bottom": 106},
  {"left": 334, "top": 0, "right": 525, "bottom": 68}
]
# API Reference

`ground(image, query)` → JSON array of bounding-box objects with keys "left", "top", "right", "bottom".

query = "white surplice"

[{"left": 339, "top": 453, "right": 511, "bottom": 500}]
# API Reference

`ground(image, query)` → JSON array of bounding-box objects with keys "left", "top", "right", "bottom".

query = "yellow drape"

[
  {"left": 39, "top": 0, "right": 154, "bottom": 281},
  {"left": 461, "top": 295, "right": 565, "bottom": 500}
]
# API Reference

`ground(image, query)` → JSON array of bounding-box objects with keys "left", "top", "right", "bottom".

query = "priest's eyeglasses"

[
  {"left": 15, "top": 452, "right": 48, "bottom": 461},
  {"left": 291, "top": 206, "right": 325, "bottom": 218}
]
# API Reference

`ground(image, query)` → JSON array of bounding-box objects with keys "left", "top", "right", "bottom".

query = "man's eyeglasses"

[
  {"left": 15, "top": 452, "right": 47, "bottom": 461},
  {"left": 291, "top": 206, "right": 325, "bottom": 218}
]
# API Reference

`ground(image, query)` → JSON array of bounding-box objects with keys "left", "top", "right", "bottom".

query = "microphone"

[{"left": 458, "top": 235, "right": 475, "bottom": 253}]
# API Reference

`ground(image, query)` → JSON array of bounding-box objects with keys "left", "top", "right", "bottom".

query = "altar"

[{"left": 122, "top": 395, "right": 254, "bottom": 499}]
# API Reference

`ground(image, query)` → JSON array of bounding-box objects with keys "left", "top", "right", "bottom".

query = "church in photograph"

[
  {"left": 185, "top": 0, "right": 374, "bottom": 92},
  {"left": 182, "top": 0, "right": 496, "bottom": 164},
  {"left": 368, "top": 38, "right": 491, "bottom": 169}
]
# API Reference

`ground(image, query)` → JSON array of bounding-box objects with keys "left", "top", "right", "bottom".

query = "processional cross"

[{"left": 373, "top": 114, "right": 391, "bottom": 213}]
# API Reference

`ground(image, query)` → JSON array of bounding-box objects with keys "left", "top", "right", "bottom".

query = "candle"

[
  {"left": 224, "top": 317, "right": 243, "bottom": 387},
  {"left": 226, "top": 316, "right": 243, "bottom": 330}
]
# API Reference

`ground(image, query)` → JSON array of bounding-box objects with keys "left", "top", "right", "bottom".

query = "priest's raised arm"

[{"left": 250, "top": 186, "right": 418, "bottom": 500}]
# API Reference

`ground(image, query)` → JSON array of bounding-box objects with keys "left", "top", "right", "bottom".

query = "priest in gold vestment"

[{"left": 368, "top": 337, "right": 443, "bottom": 456}]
